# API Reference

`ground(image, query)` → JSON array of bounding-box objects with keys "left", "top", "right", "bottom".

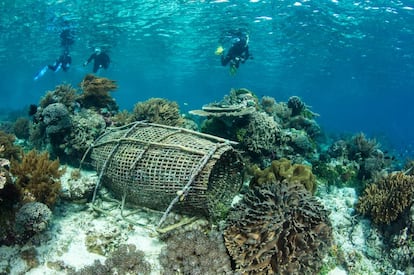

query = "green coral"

[
  {"left": 10, "top": 150, "right": 65, "bottom": 208},
  {"left": 132, "top": 97, "right": 183, "bottom": 126},
  {"left": 356, "top": 172, "right": 414, "bottom": 224},
  {"left": 250, "top": 158, "right": 317, "bottom": 194}
]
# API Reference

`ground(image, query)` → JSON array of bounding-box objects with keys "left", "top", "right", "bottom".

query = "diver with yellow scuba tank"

[{"left": 215, "top": 30, "right": 252, "bottom": 75}]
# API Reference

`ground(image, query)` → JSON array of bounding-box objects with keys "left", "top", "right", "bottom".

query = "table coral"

[
  {"left": 224, "top": 182, "right": 332, "bottom": 274},
  {"left": 356, "top": 172, "right": 414, "bottom": 224}
]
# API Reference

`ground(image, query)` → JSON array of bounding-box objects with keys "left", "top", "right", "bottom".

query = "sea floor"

[{"left": 0, "top": 167, "right": 405, "bottom": 275}]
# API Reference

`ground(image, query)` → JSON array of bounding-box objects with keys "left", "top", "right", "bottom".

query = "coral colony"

[{"left": 0, "top": 76, "right": 413, "bottom": 274}]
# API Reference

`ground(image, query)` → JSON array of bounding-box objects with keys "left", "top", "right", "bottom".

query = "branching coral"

[
  {"left": 10, "top": 150, "right": 65, "bottom": 208},
  {"left": 250, "top": 158, "right": 317, "bottom": 194},
  {"left": 77, "top": 74, "right": 118, "bottom": 111},
  {"left": 132, "top": 97, "right": 184, "bottom": 126},
  {"left": 224, "top": 182, "right": 332, "bottom": 274},
  {"left": 356, "top": 172, "right": 414, "bottom": 224},
  {"left": 40, "top": 84, "right": 78, "bottom": 112},
  {"left": 0, "top": 131, "right": 21, "bottom": 160},
  {"left": 159, "top": 228, "right": 233, "bottom": 274},
  {"left": 73, "top": 244, "right": 151, "bottom": 275}
]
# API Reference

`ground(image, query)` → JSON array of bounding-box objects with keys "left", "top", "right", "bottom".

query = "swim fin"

[
  {"left": 229, "top": 64, "right": 237, "bottom": 75},
  {"left": 34, "top": 66, "right": 48, "bottom": 81}
]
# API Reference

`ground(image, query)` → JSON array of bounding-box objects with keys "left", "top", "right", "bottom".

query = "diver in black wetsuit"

[
  {"left": 217, "top": 31, "right": 252, "bottom": 75},
  {"left": 34, "top": 28, "right": 74, "bottom": 80},
  {"left": 83, "top": 47, "right": 110, "bottom": 73},
  {"left": 48, "top": 50, "right": 72, "bottom": 72},
  {"left": 216, "top": 31, "right": 252, "bottom": 75}
]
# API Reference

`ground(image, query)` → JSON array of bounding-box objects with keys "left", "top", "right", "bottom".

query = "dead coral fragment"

[
  {"left": 10, "top": 150, "right": 65, "bottom": 208},
  {"left": 78, "top": 74, "right": 118, "bottom": 110},
  {"left": 132, "top": 97, "right": 183, "bottom": 126},
  {"left": 356, "top": 172, "right": 414, "bottom": 224},
  {"left": 224, "top": 183, "right": 332, "bottom": 274},
  {"left": 250, "top": 158, "right": 317, "bottom": 194}
]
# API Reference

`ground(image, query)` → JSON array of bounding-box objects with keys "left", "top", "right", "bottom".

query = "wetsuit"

[
  {"left": 221, "top": 38, "right": 250, "bottom": 68},
  {"left": 48, "top": 53, "right": 72, "bottom": 72},
  {"left": 85, "top": 52, "right": 110, "bottom": 73}
]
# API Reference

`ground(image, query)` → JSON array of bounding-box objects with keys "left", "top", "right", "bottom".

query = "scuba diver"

[
  {"left": 48, "top": 50, "right": 72, "bottom": 72},
  {"left": 215, "top": 30, "right": 252, "bottom": 75},
  {"left": 83, "top": 47, "right": 110, "bottom": 73},
  {"left": 34, "top": 27, "right": 74, "bottom": 81}
]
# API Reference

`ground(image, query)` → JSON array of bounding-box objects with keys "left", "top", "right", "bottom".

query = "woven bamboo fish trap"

[{"left": 89, "top": 122, "right": 243, "bottom": 221}]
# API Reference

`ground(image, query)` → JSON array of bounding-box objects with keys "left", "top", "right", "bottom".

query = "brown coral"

[
  {"left": 0, "top": 131, "right": 21, "bottom": 160},
  {"left": 250, "top": 158, "right": 317, "bottom": 194},
  {"left": 356, "top": 172, "right": 414, "bottom": 224},
  {"left": 132, "top": 98, "right": 184, "bottom": 126},
  {"left": 224, "top": 183, "right": 332, "bottom": 274},
  {"left": 40, "top": 84, "right": 78, "bottom": 111},
  {"left": 10, "top": 150, "right": 65, "bottom": 208},
  {"left": 78, "top": 74, "right": 118, "bottom": 111}
]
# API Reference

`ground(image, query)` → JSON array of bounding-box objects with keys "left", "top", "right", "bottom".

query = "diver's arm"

[{"left": 84, "top": 54, "right": 94, "bottom": 66}]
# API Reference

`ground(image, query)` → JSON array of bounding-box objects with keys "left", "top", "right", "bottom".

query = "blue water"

[{"left": 1, "top": 0, "right": 413, "bottom": 157}]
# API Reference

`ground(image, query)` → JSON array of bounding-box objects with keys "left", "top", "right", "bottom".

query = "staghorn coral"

[
  {"left": 250, "top": 158, "right": 317, "bottom": 194},
  {"left": 10, "top": 150, "right": 65, "bottom": 208},
  {"left": 159, "top": 228, "right": 233, "bottom": 274},
  {"left": 77, "top": 74, "right": 118, "bottom": 111},
  {"left": 132, "top": 97, "right": 184, "bottom": 126},
  {"left": 224, "top": 183, "right": 332, "bottom": 274},
  {"left": 356, "top": 172, "right": 414, "bottom": 224}
]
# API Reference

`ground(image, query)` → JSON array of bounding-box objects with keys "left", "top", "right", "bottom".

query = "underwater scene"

[{"left": 1, "top": 0, "right": 414, "bottom": 274}]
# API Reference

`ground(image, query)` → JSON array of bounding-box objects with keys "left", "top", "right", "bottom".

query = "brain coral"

[
  {"left": 224, "top": 183, "right": 332, "bottom": 274},
  {"left": 356, "top": 172, "right": 414, "bottom": 224}
]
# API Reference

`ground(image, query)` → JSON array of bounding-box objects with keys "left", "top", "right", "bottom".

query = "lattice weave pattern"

[{"left": 90, "top": 122, "right": 243, "bottom": 217}]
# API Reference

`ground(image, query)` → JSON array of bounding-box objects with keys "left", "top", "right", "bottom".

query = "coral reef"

[
  {"left": 260, "top": 96, "right": 277, "bottom": 115},
  {"left": 132, "top": 97, "right": 184, "bottom": 126},
  {"left": 60, "top": 109, "right": 106, "bottom": 164},
  {"left": 224, "top": 183, "right": 332, "bottom": 274},
  {"left": 42, "top": 103, "right": 72, "bottom": 136},
  {"left": 85, "top": 224, "right": 126, "bottom": 256},
  {"left": 13, "top": 117, "right": 30, "bottom": 140},
  {"left": 240, "top": 111, "right": 281, "bottom": 156},
  {"left": 77, "top": 74, "right": 118, "bottom": 111},
  {"left": 10, "top": 150, "right": 65, "bottom": 208},
  {"left": 73, "top": 244, "right": 151, "bottom": 275},
  {"left": 250, "top": 158, "right": 317, "bottom": 194},
  {"left": 287, "top": 96, "right": 306, "bottom": 116},
  {"left": 159, "top": 228, "right": 233, "bottom": 274},
  {"left": 0, "top": 131, "right": 21, "bottom": 160},
  {"left": 356, "top": 172, "right": 414, "bottom": 224},
  {"left": 14, "top": 202, "right": 52, "bottom": 240},
  {"left": 39, "top": 84, "right": 78, "bottom": 112}
]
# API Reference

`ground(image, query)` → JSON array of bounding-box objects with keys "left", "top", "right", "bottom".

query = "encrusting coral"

[
  {"left": 10, "top": 150, "right": 65, "bottom": 208},
  {"left": 77, "top": 74, "right": 118, "bottom": 111},
  {"left": 356, "top": 172, "right": 414, "bottom": 224},
  {"left": 132, "top": 97, "right": 184, "bottom": 126},
  {"left": 250, "top": 158, "right": 317, "bottom": 194},
  {"left": 224, "top": 182, "right": 332, "bottom": 274}
]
